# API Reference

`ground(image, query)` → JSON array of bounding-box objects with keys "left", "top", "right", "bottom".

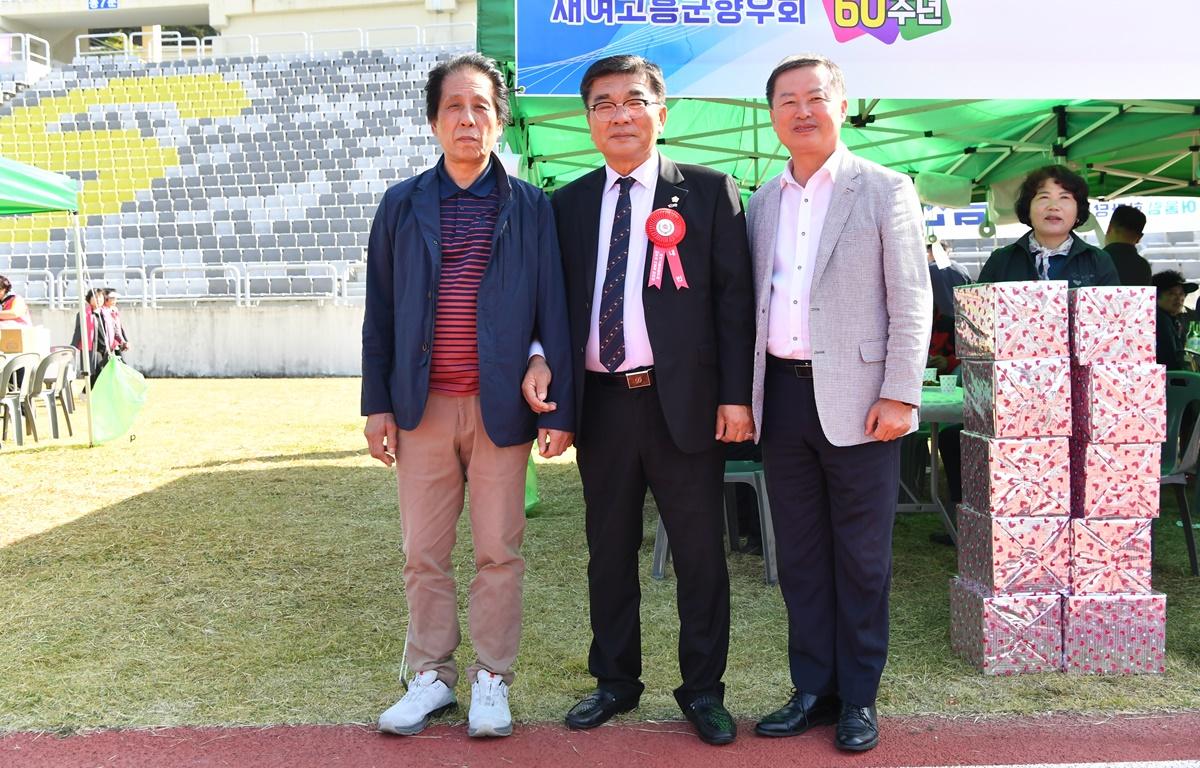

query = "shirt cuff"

[{"left": 528, "top": 339, "right": 545, "bottom": 360}]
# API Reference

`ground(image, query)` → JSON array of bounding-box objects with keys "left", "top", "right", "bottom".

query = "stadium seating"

[{"left": 0, "top": 45, "right": 466, "bottom": 301}]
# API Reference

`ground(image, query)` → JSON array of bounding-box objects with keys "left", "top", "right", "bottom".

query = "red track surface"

[{"left": 3, "top": 714, "right": 1199, "bottom": 768}]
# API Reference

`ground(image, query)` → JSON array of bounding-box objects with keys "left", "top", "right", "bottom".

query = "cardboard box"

[
  {"left": 1070, "top": 518, "right": 1153, "bottom": 594},
  {"left": 962, "top": 357, "right": 1072, "bottom": 439},
  {"left": 1072, "top": 363, "right": 1166, "bottom": 444},
  {"left": 955, "top": 280, "right": 1069, "bottom": 360},
  {"left": 1068, "top": 286, "right": 1156, "bottom": 366},
  {"left": 949, "top": 577, "right": 1063, "bottom": 675},
  {"left": 0, "top": 325, "right": 50, "bottom": 356},
  {"left": 957, "top": 504, "right": 1071, "bottom": 595},
  {"left": 1063, "top": 592, "right": 1166, "bottom": 674},
  {"left": 1070, "top": 441, "right": 1160, "bottom": 519},
  {"left": 961, "top": 432, "right": 1071, "bottom": 517}
]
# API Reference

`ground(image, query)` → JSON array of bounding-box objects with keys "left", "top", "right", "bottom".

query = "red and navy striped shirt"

[{"left": 429, "top": 160, "right": 500, "bottom": 396}]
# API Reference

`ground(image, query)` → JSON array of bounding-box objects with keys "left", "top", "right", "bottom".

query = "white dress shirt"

[
  {"left": 585, "top": 153, "right": 659, "bottom": 372},
  {"left": 767, "top": 146, "right": 844, "bottom": 359}
]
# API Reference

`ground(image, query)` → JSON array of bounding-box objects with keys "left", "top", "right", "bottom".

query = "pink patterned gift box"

[
  {"left": 955, "top": 280, "right": 1069, "bottom": 360},
  {"left": 1063, "top": 592, "right": 1166, "bottom": 675},
  {"left": 1069, "top": 286, "right": 1156, "bottom": 366},
  {"left": 1070, "top": 440, "right": 1160, "bottom": 519},
  {"left": 1072, "top": 363, "right": 1166, "bottom": 444},
  {"left": 1070, "top": 518, "right": 1153, "bottom": 594},
  {"left": 949, "top": 577, "right": 1063, "bottom": 675},
  {"left": 961, "top": 432, "right": 1070, "bottom": 517},
  {"left": 957, "top": 504, "right": 1071, "bottom": 595},
  {"left": 962, "top": 358, "right": 1072, "bottom": 439}
]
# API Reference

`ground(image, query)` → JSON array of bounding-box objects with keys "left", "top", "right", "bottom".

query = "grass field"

[{"left": 1, "top": 378, "right": 1198, "bottom": 732}]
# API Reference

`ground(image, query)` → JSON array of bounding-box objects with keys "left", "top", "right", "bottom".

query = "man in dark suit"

[
  {"left": 1103, "top": 204, "right": 1152, "bottom": 286},
  {"left": 525, "top": 55, "right": 754, "bottom": 745}
]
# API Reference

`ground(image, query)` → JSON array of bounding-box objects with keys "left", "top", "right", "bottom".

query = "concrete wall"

[{"left": 37, "top": 303, "right": 364, "bottom": 377}]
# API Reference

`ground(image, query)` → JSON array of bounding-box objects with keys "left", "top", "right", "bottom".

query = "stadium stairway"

[{"left": 0, "top": 45, "right": 467, "bottom": 302}]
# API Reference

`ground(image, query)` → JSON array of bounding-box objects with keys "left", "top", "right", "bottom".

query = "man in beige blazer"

[{"left": 747, "top": 54, "right": 931, "bottom": 752}]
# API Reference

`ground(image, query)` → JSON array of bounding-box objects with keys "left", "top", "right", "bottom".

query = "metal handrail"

[
  {"left": 242, "top": 262, "right": 340, "bottom": 302},
  {"left": 75, "top": 32, "right": 130, "bottom": 58},
  {"left": 0, "top": 33, "right": 50, "bottom": 69},
  {"left": 57, "top": 267, "right": 149, "bottom": 308},
  {"left": 311, "top": 28, "right": 368, "bottom": 52},
  {"left": 422, "top": 23, "right": 477, "bottom": 44},
  {"left": 76, "top": 25, "right": 470, "bottom": 61},
  {"left": 3, "top": 269, "right": 58, "bottom": 309},
  {"left": 254, "top": 31, "right": 311, "bottom": 55},
  {"left": 364, "top": 26, "right": 424, "bottom": 47},
  {"left": 149, "top": 264, "right": 245, "bottom": 307}
]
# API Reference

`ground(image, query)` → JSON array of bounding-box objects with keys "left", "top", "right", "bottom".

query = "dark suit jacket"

[
  {"left": 1104, "top": 242, "right": 1152, "bottom": 286},
  {"left": 551, "top": 154, "right": 754, "bottom": 454},
  {"left": 361, "top": 156, "right": 574, "bottom": 447}
]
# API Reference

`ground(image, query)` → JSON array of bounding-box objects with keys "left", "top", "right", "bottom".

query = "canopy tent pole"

[{"left": 72, "top": 212, "right": 94, "bottom": 447}]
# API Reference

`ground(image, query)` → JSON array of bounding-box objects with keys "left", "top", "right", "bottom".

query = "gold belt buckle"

[{"left": 625, "top": 370, "right": 652, "bottom": 389}]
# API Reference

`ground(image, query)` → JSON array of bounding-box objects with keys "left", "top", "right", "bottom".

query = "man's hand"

[
  {"left": 364, "top": 412, "right": 399, "bottom": 467},
  {"left": 715, "top": 404, "right": 754, "bottom": 443},
  {"left": 864, "top": 398, "right": 914, "bottom": 442},
  {"left": 536, "top": 428, "right": 574, "bottom": 458},
  {"left": 523, "top": 354, "right": 557, "bottom": 414}
]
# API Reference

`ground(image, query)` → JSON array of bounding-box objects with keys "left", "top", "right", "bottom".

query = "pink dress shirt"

[{"left": 767, "top": 147, "right": 844, "bottom": 360}]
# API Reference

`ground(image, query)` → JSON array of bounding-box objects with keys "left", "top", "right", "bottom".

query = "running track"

[{"left": 3, "top": 714, "right": 1199, "bottom": 767}]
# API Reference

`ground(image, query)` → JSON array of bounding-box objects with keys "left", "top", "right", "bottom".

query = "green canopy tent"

[
  {"left": 0, "top": 156, "right": 94, "bottom": 446},
  {"left": 479, "top": 1, "right": 1200, "bottom": 233}
]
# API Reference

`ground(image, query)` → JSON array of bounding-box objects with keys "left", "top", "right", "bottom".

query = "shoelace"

[{"left": 477, "top": 675, "right": 504, "bottom": 707}]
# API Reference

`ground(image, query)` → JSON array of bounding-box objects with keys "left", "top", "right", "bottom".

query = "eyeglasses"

[{"left": 587, "top": 98, "right": 661, "bottom": 121}]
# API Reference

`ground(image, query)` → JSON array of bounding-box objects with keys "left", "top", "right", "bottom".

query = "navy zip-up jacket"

[
  {"left": 977, "top": 230, "right": 1120, "bottom": 287},
  {"left": 360, "top": 155, "right": 574, "bottom": 446}
]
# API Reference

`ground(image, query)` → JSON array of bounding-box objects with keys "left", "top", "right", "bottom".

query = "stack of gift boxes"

[{"left": 948, "top": 281, "right": 1166, "bottom": 675}]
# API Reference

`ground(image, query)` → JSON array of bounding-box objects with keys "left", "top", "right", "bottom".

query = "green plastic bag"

[
  {"left": 91, "top": 357, "right": 148, "bottom": 444},
  {"left": 524, "top": 454, "right": 540, "bottom": 516}
]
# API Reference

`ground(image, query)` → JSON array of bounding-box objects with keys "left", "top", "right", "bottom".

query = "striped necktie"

[{"left": 598, "top": 176, "right": 634, "bottom": 372}]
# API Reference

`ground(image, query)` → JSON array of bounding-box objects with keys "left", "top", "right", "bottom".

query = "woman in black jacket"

[{"left": 977, "top": 165, "right": 1119, "bottom": 287}]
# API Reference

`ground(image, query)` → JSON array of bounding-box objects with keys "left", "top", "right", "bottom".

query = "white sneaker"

[
  {"left": 378, "top": 670, "right": 456, "bottom": 735},
  {"left": 467, "top": 670, "right": 513, "bottom": 737}
]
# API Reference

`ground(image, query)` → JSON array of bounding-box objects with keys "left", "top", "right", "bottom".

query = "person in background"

[
  {"left": 1103, "top": 205, "right": 1152, "bottom": 286},
  {"left": 923, "top": 242, "right": 968, "bottom": 546},
  {"left": 0, "top": 275, "right": 32, "bottom": 326},
  {"left": 1151, "top": 269, "right": 1195, "bottom": 371},
  {"left": 70, "top": 288, "right": 108, "bottom": 385},
  {"left": 977, "top": 165, "right": 1119, "bottom": 287},
  {"left": 101, "top": 288, "right": 130, "bottom": 357}
]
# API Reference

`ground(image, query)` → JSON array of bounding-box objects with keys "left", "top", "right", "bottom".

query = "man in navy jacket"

[{"left": 361, "top": 53, "right": 573, "bottom": 740}]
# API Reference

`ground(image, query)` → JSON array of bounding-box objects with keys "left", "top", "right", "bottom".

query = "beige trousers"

[{"left": 395, "top": 394, "right": 530, "bottom": 686}]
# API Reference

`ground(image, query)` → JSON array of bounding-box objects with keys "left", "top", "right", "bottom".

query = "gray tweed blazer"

[{"left": 748, "top": 150, "right": 932, "bottom": 447}]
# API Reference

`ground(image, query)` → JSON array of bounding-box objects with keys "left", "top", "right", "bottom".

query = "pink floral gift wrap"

[
  {"left": 1072, "top": 363, "right": 1166, "bottom": 444},
  {"left": 1063, "top": 592, "right": 1166, "bottom": 675},
  {"left": 1068, "top": 286, "right": 1156, "bottom": 366},
  {"left": 957, "top": 504, "right": 1071, "bottom": 595},
  {"left": 1070, "top": 518, "right": 1153, "bottom": 594},
  {"left": 1070, "top": 440, "right": 1160, "bottom": 519},
  {"left": 962, "top": 357, "right": 1072, "bottom": 439},
  {"left": 955, "top": 280, "right": 1069, "bottom": 360},
  {"left": 961, "top": 432, "right": 1070, "bottom": 518},
  {"left": 949, "top": 577, "right": 1063, "bottom": 675}
]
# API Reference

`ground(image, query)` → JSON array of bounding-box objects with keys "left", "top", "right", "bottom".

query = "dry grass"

[{"left": 0, "top": 378, "right": 1197, "bottom": 733}]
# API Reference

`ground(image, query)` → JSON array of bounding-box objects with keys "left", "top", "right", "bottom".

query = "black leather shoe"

[
  {"left": 835, "top": 703, "right": 879, "bottom": 752},
  {"left": 754, "top": 691, "right": 840, "bottom": 737},
  {"left": 682, "top": 695, "right": 736, "bottom": 745},
  {"left": 564, "top": 690, "right": 638, "bottom": 730}
]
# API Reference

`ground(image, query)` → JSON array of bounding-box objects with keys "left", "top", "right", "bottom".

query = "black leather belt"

[
  {"left": 767, "top": 355, "right": 813, "bottom": 378},
  {"left": 586, "top": 367, "right": 654, "bottom": 389}
]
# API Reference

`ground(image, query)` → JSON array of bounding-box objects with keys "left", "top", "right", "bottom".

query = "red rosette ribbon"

[{"left": 645, "top": 208, "right": 688, "bottom": 290}]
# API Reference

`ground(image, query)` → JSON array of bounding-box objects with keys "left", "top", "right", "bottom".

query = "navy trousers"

[{"left": 760, "top": 365, "right": 901, "bottom": 707}]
